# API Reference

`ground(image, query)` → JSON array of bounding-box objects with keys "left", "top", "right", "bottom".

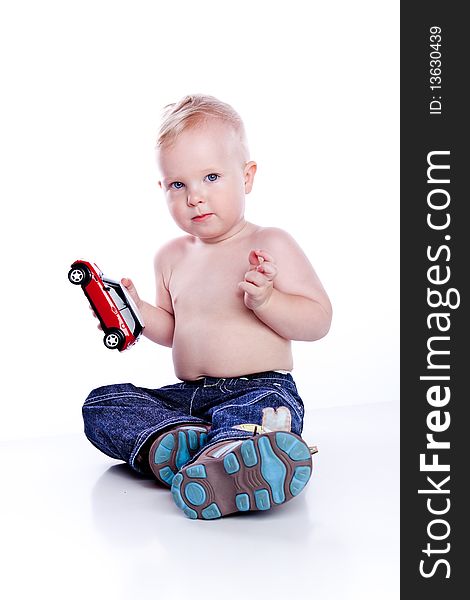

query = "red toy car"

[{"left": 68, "top": 259, "right": 144, "bottom": 351}]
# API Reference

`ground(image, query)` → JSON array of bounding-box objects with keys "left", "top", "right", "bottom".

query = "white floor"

[{"left": 1, "top": 402, "right": 399, "bottom": 600}]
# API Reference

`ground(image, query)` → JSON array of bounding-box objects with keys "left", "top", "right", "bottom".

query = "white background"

[
  {"left": 0, "top": 0, "right": 399, "bottom": 440},
  {"left": 1, "top": 2, "right": 399, "bottom": 599}
]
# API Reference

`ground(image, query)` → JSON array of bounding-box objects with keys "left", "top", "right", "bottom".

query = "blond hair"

[{"left": 156, "top": 94, "right": 249, "bottom": 159}]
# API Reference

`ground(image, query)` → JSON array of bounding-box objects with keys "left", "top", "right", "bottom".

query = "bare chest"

[{"left": 169, "top": 243, "right": 251, "bottom": 312}]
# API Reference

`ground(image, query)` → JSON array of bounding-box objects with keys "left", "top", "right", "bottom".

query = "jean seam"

[
  {"left": 85, "top": 391, "right": 154, "bottom": 400},
  {"left": 159, "top": 384, "right": 186, "bottom": 390},
  {"left": 248, "top": 376, "right": 293, "bottom": 384},
  {"left": 223, "top": 379, "right": 296, "bottom": 394},
  {"left": 189, "top": 386, "right": 200, "bottom": 416},
  {"left": 211, "top": 390, "right": 275, "bottom": 418},
  {"left": 203, "top": 379, "right": 225, "bottom": 389},
  {"left": 220, "top": 380, "right": 231, "bottom": 394},
  {"left": 84, "top": 392, "right": 165, "bottom": 406}
]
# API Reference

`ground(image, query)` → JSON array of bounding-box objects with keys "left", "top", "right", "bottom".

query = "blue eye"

[
  {"left": 170, "top": 181, "right": 184, "bottom": 190},
  {"left": 206, "top": 173, "right": 219, "bottom": 182}
]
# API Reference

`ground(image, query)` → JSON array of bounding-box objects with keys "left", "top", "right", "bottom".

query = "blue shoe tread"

[
  {"left": 154, "top": 426, "right": 209, "bottom": 471},
  {"left": 175, "top": 431, "right": 191, "bottom": 469},
  {"left": 188, "top": 429, "right": 198, "bottom": 450},
  {"left": 254, "top": 489, "right": 271, "bottom": 510},
  {"left": 154, "top": 433, "right": 175, "bottom": 464},
  {"left": 241, "top": 440, "right": 258, "bottom": 467},
  {"left": 171, "top": 474, "right": 200, "bottom": 519},
  {"left": 202, "top": 503, "right": 221, "bottom": 519},
  {"left": 171, "top": 475, "right": 185, "bottom": 510},
  {"left": 290, "top": 466, "right": 312, "bottom": 496},
  {"left": 185, "top": 482, "right": 207, "bottom": 506},
  {"left": 236, "top": 493, "right": 250, "bottom": 511},
  {"left": 275, "top": 432, "right": 310, "bottom": 461},
  {"left": 186, "top": 464, "right": 207, "bottom": 478},
  {"left": 223, "top": 452, "right": 240, "bottom": 474},
  {"left": 183, "top": 507, "right": 198, "bottom": 519},
  {"left": 258, "top": 436, "right": 286, "bottom": 504},
  {"left": 158, "top": 466, "right": 175, "bottom": 485}
]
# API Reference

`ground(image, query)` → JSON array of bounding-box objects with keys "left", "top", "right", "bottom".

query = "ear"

[
  {"left": 243, "top": 161, "right": 257, "bottom": 194},
  {"left": 158, "top": 180, "right": 162, "bottom": 189}
]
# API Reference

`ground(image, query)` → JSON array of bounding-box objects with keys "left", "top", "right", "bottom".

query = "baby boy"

[{"left": 83, "top": 94, "right": 332, "bottom": 519}]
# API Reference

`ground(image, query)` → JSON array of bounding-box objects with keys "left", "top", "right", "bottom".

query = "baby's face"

[{"left": 157, "top": 120, "right": 256, "bottom": 243}]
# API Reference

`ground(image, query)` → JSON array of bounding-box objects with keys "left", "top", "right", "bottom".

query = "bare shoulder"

[
  {"left": 254, "top": 226, "right": 306, "bottom": 256},
  {"left": 154, "top": 235, "right": 193, "bottom": 271}
]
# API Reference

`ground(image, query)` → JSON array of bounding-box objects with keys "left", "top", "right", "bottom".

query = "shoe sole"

[
  {"left": 149, "top": 425, "right": 210, "bottom": 487},
  {"left": 171, "top": 431, "right": 312, "bottom": 520}
]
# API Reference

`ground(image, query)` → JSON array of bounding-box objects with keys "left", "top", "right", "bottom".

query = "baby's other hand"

[{"left": 238, "top": 249, "right": 278, "bottom": 310}]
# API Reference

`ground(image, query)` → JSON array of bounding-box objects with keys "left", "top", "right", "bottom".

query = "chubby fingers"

[
  {"left": 238, "top": 277, "right": 267, "bottom": 298},
  {"left": 238, "top": 271, "right": 274, "bottom": 309},
  {"left": 248, "top": 249, "right": 275, "bottom": 267},
  {"left": 242, "top": 269, "right": 270, "bottom": 288},
  {"left": 239, "top": 250, "right": 277, "bottom": 305},
  {"left": 255, "top": 260, "right": 277, "bottom": 280},
  {"left": 247, "top": 251, "right": 277, "bottom": 281},
  {"left": 238, "top": 264, "right": 277, "bottom": 297}
]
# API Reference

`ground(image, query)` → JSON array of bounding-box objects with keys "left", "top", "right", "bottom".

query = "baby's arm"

[
  {"left": 238, "top": 229, "right": 332, "bottom": 341},
  {"left": 122, "top": 246, "right": 175, "bottom": 347}
]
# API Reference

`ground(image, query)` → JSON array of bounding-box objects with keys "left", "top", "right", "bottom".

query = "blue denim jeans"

[{"left": 83, "top": 371, "right": 305, "bottom": 474}]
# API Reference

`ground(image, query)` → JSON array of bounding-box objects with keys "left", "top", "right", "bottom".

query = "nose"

[{"left": 186, "top": 188, "right": 206, "bottom": 207}]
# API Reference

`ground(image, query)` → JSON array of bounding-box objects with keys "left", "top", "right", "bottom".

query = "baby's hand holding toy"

[
  {"left": 121, "top": 277, "right": 144, "bottom": 312},
  {"left": 68, "top": 260, "right": 144, "bottom": 352}
]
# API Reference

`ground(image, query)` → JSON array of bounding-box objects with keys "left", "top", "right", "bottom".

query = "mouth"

[{"left": 191, "top": 213, "right": 214, "bottom": 222}]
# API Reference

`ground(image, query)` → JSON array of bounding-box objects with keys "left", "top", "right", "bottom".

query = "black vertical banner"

[{"left": 401, "top": 2, "right": 467, "bottom": 597}]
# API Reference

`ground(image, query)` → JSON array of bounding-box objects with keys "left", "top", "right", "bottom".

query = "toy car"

[{"left": 68, "top": 259, "right": 144, "bottom": 351}]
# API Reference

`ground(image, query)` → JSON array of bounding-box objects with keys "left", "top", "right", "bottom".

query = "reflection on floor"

[{"left": 1, "top": 401, "right": 399, "bottom": 600}]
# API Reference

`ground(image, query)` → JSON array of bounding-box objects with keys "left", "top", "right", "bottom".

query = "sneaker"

[
  {"left": 149, "top": 424, "right": 210, "bottom": 487},
  {"left": 170, "top": 431, "right": 313, "bottom": 520}
]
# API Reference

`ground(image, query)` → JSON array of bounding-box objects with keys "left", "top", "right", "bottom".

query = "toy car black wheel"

[
  {"left": 68, "top": 264, "right": 92, "bottom": 286},
  {"left": 103, "top": 329, "right": 125, "bottom": 350}
]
